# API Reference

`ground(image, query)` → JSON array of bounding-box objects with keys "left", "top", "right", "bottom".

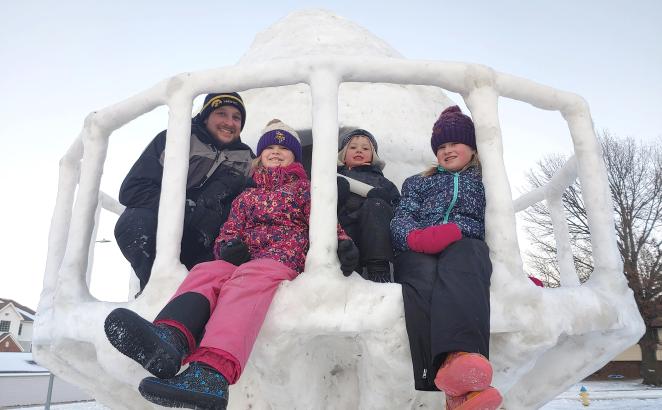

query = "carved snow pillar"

[
  {"left": 141, "top": 92, "right": 195, "bottom": 301},
  {"left": 562, "top": 106, "right": 625, "bottom": 291},
  {"left": 463, "top": 72, "right": 525, "bottom": 291},
  {"left": 547, "top": 189, "right": 581, "bottom": 287},
  {"left": 56, "top": 113, "right": 111, "bottom": 304},
  {"left": 307, "top": 68, "right": 340, "bottom": 275}
]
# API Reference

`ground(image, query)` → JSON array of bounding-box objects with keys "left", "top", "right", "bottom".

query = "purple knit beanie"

[
  {"left": 430, "top": 105, "right": 476, "bottom": 154},
  {"left": 256, "top": 119, "right": 303, "bottom": 163}
]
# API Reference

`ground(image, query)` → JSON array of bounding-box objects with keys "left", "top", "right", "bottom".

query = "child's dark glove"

[
  {"left": 406, "top": 223, "right": 462, "bottom": 254},
  {"left": 366, "top": 187, "right": 392, "bottom": 203},
  {"left": 337, "top": 239, "right": 360, "bottom": 276},
  {"left": 337, "top": 176, "right": 351, "bottom": 204},
  {"left": 218, "top": 239, "right": 251, "bottom": 266}
]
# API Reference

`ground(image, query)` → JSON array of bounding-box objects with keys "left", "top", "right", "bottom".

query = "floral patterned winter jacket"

[{"left": 213, "top": 162, "right": 349, "bottom": 273}]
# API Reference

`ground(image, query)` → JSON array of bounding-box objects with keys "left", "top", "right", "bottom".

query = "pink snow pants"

[{"left": 165, "top": 258, "right": 298, "bottom": 381}]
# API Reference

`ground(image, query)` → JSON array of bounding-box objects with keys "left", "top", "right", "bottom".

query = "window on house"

[
  {"left": 0, "top": 320, "right": 9, "bottom": 332},
  {"left": 19, "top": 323, "right": 23, "bottom": 335}
]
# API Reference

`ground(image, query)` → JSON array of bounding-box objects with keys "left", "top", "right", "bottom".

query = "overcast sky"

[{"left": 1, "top": 0, "right": 660, "bottom": 308}]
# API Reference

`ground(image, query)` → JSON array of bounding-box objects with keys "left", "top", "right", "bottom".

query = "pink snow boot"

[
  {"left": 434, "top": 352, "right": 493, "bottom": 396},
  {"left": 444, "top": 386, "right": 503, "bottom": 410}
]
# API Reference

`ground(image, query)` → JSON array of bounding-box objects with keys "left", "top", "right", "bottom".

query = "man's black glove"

[
  {"left": 187, "top": 203, "right": 228, "bottom": 248},
  {"left": 198, "top": 177, "right": 245, "bottom": 211},
  {"left": 218, "top": 239, "right": 251, "bottom": 266},
  {"left": 366, "top": 187, "right": 392, "bottom": 203},
  {"left": 337, "top": 176, "right": 351, "bottom": 204},
  {"left": 337, "top": 239, "right": 359, "bottom": 276},
  {"left": 187, "top": 178, "right": 246, "bottom": 248}
]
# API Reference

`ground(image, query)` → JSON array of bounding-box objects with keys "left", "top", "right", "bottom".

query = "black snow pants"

[
  {"left": 114, "top": 207, "right": 214, "bottom": 291},
  {"left": 394, "top": 238, "right": 492, "bottom": 391},
  {"left": 340, "top": 197, "right": 395, "bottom": 267}
]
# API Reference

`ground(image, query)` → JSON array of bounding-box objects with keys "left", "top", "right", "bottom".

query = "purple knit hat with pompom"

[
  {"left": 256, "top": 119, "right": 302, "bottom": 163},
  {"left": 430, "top": 105, "right": 476, "bottom": 154}
]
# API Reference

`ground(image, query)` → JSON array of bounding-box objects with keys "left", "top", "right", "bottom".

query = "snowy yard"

[
  {"left": 9, "top": 379, "right": 662, "bottom": 409},
  {"left": 539, "top": 379, "right": 662, "bottom": 409}
]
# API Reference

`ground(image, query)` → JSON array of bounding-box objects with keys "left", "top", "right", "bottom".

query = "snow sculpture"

[{"left": 33, "top": 9, "right": 644, "bottom": 410}]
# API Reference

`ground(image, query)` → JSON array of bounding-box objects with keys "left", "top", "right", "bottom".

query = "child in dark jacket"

[
  {"left": 104, "top": 119, "right": 358, "bottom": 410},
  {"left": 336, "top": 128, "right": 400, "bottom": 283},
  {"left": 391, "top": 106, "right": 502, "bottom": 410}
]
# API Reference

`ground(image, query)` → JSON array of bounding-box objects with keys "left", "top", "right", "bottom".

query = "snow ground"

[
  {"left": 539, "top": 379, "right": 662, "bottom": 410},
  {"left": 9, "top": 380, "right": 662, "bottom": 409}
]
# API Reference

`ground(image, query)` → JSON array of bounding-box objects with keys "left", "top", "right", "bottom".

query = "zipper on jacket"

[
  {"left": 198, "top": 148, "right": 221, "bottom": 188},
  {"left": 441, "top": 170, "right": 459, "bottom": 223}
]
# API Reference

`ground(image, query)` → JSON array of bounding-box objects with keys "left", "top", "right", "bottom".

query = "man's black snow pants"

[
  {"left": 114, "top": 207, "right": 213, "bottom": 291},
  {"left": 394, "top": 238, "right": 492, "bottom": 391}
]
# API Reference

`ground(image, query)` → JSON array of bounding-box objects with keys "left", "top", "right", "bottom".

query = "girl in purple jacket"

[{"left": 104, "top": 119, "right": 357, "bottom": 410}]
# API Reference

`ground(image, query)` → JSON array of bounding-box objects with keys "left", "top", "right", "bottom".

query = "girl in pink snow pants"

[{"left": 104, "top": 119, "right": 358, "bottom": 410}]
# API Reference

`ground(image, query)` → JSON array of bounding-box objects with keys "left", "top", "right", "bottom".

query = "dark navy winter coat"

[
  {"left": 336, "top": 164, "right": 400, "bottom": 221},
  {"left": 119, "top": 122, "right": 254, "bottom": 211},
  {"left": 391, "top": 165, "right": 485, "bottom": 252}
]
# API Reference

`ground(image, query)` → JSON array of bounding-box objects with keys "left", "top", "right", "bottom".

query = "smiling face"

[
  {"left": 343, "top": 136, "right": 374, "bottom": 169},
  {"left": 260, "top": 144, "right": 295, "bottom": 168},
  {"left": 204, "top": 105, "right": 242, "bottom": 144},
  {"left": 436, "top": 142, "right": 475, "bottom": 171}
]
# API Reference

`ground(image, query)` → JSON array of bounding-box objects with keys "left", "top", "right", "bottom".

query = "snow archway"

[{"left": 34, "top": 10, "right": 644, "bottom": 410}]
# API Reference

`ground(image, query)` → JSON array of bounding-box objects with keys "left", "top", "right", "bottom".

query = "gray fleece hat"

[{"left": 337, "top": 128, "right": 385, "bottom": 170}]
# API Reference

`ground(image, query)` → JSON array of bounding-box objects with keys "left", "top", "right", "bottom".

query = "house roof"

[{"left": 0, "top": 297, "right": 36, "bottom": 322}]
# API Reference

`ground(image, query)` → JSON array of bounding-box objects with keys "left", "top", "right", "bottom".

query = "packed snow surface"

[{"left": 11, "top": 380, "right": 662, "bottom": 410}]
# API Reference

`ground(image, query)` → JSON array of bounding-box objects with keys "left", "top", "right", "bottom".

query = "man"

[{"left": 115, "top": 92, "right": 254, "bottom": 292}]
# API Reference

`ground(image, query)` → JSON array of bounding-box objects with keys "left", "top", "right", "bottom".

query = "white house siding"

[
  {"left": 1, "top": 305, "right": 23, "bottom": 337},
  {"left": 18, "top": 321, "right": 34, "bottom": 341},
  {"left": 0, "top": 304, "right": 34, "bottom": 352},
  {"left": 17, "top": 322, "right": 33, "bottom": 352}
]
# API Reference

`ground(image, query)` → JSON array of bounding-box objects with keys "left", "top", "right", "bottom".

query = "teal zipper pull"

[{"left": 443, "top": 172, "right": 459, "bottom": 223}]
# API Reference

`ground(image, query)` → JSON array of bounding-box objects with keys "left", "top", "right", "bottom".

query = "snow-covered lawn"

[
  {"left": 11, "top": 379, "right": 662, "bottom": 409},
  {"left": 541, "top": 379, "right": 662, "bottom": 409}
]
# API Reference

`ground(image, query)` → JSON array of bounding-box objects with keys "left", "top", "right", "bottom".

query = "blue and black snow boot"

[
  {"left": 104, "top": 307, "right": 189, "bottom": 379},
  {"left": 139, "top": 361, "right": 229, "bottom": 410}
]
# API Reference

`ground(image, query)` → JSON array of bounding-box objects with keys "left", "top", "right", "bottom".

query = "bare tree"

[{"left": 523, "top": 132, "right": 662, "bottom": 385}]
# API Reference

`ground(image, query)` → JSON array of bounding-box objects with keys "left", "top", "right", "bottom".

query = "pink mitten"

[{"left": 406, "top": 223, "right": 462, "bottom": 254}]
